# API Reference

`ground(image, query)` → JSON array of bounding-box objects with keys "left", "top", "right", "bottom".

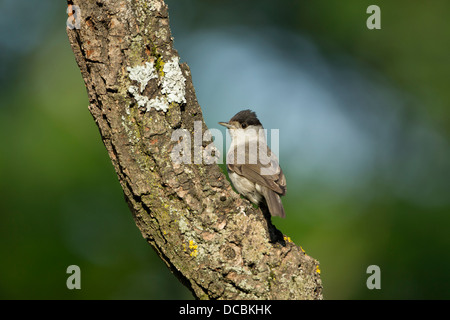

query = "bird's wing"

[{"left": 227, "top": 145, "right": 286, "bottom": 196}]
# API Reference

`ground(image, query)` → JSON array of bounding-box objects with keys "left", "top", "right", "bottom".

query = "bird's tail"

[{"left": 261, "top": 187, "right": 285, "bottom": 218}]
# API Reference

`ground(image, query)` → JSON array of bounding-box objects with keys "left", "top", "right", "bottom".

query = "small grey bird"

[{"left": 219, "top": 110, "right": 287, "bottom": 218}]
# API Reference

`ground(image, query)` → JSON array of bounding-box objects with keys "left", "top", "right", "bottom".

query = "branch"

[{"left": 66, "top": 0, "right": 322, "bottom": 300}]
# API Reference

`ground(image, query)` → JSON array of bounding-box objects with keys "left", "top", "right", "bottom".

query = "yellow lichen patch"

[
  {"left": 299, "top": 246, "right": 305, "bottom": 253},
  {"left": 316, "top": 265, "right": 321, "bottom": 274},
  {"left": 155, "top": 56, "right": 165, "bottom": 77},
  {"left": 189, "top": 240, "right": 198, "bottom": 250},
  {"left": 283, "top": 236, "right": 292, "bottom": 243},
  {"left": 188, "top": 240, "right": 198, "bottom": 257}
]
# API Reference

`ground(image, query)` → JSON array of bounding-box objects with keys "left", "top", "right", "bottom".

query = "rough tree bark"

[{"left": 66, "top": 0, "right": 322, "bottom": 300}]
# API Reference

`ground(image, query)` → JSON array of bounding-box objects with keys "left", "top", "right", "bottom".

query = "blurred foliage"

[{"left": 0, "top": 0, "right": 449, "bottom": 299}]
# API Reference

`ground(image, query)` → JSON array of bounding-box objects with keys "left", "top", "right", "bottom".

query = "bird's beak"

[{"left": 218, "top": 121, "right": 232, "bottom": 129}]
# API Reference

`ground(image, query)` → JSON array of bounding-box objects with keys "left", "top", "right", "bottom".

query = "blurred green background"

[{"left": 1, "top": 0, "right": 449, "bottom": 299}]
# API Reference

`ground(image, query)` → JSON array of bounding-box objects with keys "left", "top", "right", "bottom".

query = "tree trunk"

[{"left": 66, "top": 0, "right": 323, "bottom": 300}]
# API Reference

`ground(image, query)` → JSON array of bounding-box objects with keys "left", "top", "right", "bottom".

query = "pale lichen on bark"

[{"left": 66, "top": 0, "right": 323, "bottom": 300}]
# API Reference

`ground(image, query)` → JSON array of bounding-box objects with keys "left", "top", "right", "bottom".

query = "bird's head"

[{"left": 219, "top": 109, "right": 263, "bottom": 131}]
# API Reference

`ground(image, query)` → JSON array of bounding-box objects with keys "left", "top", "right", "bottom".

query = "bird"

[{"left": 219, "top": 110, "right": 287, "bottom": 218}]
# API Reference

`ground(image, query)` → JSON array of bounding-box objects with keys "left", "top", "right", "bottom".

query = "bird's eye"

[{"left": 242, "top": 123, "right": 248, "bottom": 129}]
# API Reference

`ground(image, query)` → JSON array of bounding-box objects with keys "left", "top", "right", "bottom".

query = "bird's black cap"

[{"left": 229, "top": 109, "right": 262, "bottom": 127}]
